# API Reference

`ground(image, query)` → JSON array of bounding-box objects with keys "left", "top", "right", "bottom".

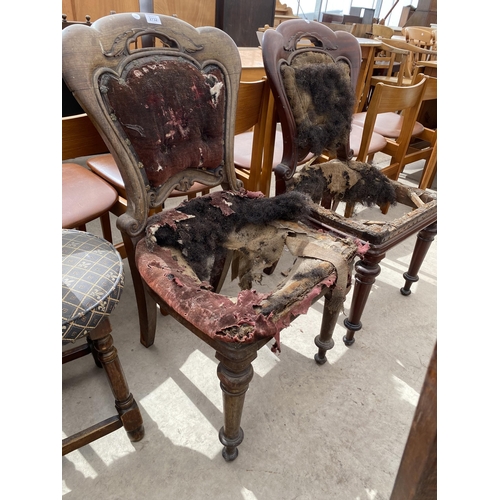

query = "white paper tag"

[{"left": 145, "top": 13, "right": 161, "bottom": 25}]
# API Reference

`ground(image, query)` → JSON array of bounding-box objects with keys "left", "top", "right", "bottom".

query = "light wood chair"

[
  {"left": 353, "top": 74, "right": 437, "bottom": 187},
  {"left": 355, "top": 76, "right": 429, "bottom": 184},
  {"left": 233, "top": 79, "right": 280, "bottom": 197},
  {"left": 62, "top": 113, "right": 118, "bottom": 244},
  {"left": 359, "top": 37, "right": 436, "bottom": 111},
  {"left": 63, "top": 12, "right": 360, "bottom": 461},
  {"left": 370, "top": 24, "right": 394, "bottom": 39},
  {"left": 403, "top": 26, "right": 436, "bottom": 51}
]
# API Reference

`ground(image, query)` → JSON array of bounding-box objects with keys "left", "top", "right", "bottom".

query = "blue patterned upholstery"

[{"left": 62, "top": 230, "right": 124, "bottom": 344}]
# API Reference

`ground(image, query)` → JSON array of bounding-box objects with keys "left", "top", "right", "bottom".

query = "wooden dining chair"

[
  {"left": 231, "top": 78, "right": 280, "bottom": 197},
  {"left": 352, "top": 74, "right": 437, "bottom": 187},
  {"left": 359, "top": 37, "right": 436, "bottom": 111},
  {"left": 62, "top": 113, "right": 118, "bottom": 244},
  {"left": 262, "top": 18, "right": 437, "bottom": 346},
  {"left": 369, "top": 24, "right": 394, "bottom": 39},
  {"left": 402, "top": 26, "right": 436, "bottom": 51},
  {"left": 63, "top": 12, "right": 361, "bottom": 461}
]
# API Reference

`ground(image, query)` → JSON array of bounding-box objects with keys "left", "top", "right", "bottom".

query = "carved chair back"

[
  {"left": 261, "top": 19, "right": 362, "bottom": 194},
  {"left": 62, "top": 13, "right": 242, "bottom": 243}
]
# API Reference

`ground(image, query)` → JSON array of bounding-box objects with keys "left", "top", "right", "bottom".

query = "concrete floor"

[{"left": 62, "top": 159, "right": 437, "bottom": 499}]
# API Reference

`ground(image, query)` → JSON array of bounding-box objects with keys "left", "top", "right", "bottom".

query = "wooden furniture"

[
  {"left": 216, "top": 0, "right": 275, "bottom": 47},
  {"left": 153, "top": 0, "right": 216, "bottom": 27},
  {"left": 378, "top": 75, "right": 437, "bottom": 187},
  {"left": 62, "top": 162, "right": 118, "bottom": 243},
  {"left": 353, "top": 76, "right": 429, "bottom": 187},
  {"left": 238, "top": 47, "right": 266, "bottom": 81},
  {"left": 274, "top": 1, "right": 298, "bottom": 26},
  {"left": 63, "top": 12, "right": 361, "bottom": 460},
  {"left": 390, "top": 343, "right": 437, "bottom": 499},
  {"left": 403, "top": 26, "right": 436, "bottom": 50},
  {"left": 62, "top": 0, "right": 138, "bottom": 25},
  {"left": 233, "top": 79, "right": 280, "bottom": 196},
  {"left": 62, "top": 229, "right": 144, "bottom": 455},
  {"left": 359, "top": 37, "right": 436, "bottom": 111},
  {"left": 370, "top": 24, "right": 394, "bottom": 39},
  {"left": 62, "top": 111, "right": 118, "bottom": 244},
  {"left": 261, "top": 19, "right": 437, "bottom": 346}
]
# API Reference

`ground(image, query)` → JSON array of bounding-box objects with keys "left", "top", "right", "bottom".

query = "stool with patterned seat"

[{"left": 62, "top": 229, "right": 144, "bottom": 455}]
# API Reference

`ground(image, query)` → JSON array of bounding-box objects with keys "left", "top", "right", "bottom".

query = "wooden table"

[{"left": 238, "top": 47, "right": 266, "bottom": 81}]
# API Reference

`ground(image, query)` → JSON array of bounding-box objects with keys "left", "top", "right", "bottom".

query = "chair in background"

[
  {"left": 232, "top": 78, "right": 280, "bottom": 196},
  {"left": 62, "top": 229, "right": 144, "bottom": 455},
  {"left": 352, "top": 74, "right": 437, "bottom": 187},
  {"left": 402, "top": 26, "right": 436, "bottom": 51},
  {"left": 63, "top": 12, "right": 361, "bottom": 461},
  {"left": 62, "top": 112, "right": 118, "bottom": 243},
  {"left": 262, "top": 19, "right": 437, "bottom": 346},
  {"left": 370, "top": 24, "right": 394, "bottom": 39},
  {"left": 359, "top": 37, "right": 436, "bottom": 111}
]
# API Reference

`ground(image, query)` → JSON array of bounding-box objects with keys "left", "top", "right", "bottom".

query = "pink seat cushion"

[
  {"left": 62, "top": 163, "right": 118, "bottom": 228},
  {"left": 352, "top": 112, "right": 425, "bottom": 138},
  {"left": 349, "top": 124, "right": 387, "bottom": 156},
  {"left": 233, "top": 130, "right": 284, "bottom": 169},
  {"left": 87, "top": 154, "right": 209, "bottom": 198}
]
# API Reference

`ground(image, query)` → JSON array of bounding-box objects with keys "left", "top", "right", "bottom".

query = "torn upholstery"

[
  {"left": 281, "top": 52, "right": 397, "bottom": 208},
  {"left": 288, "top": 159, "right": 397, "bottom": 207},
  {"left": 137, "top": 190, "right": 359, "bottom": 347},
  {"left": 99, "top": 57, "right": 225, "bottom": 188}
]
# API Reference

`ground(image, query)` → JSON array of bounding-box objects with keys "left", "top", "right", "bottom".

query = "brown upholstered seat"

[{"left": 63, "top": 13, "right": 360, "bottom": 462}]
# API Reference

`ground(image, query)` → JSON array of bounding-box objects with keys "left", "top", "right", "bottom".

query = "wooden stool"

[{"left": 62, "top": 229, "right": 144, "bottom": 455}]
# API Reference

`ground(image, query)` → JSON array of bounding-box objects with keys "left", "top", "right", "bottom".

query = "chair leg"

[
  {"left": 122, "top": 233, "right": 158, "bottom": 347},
  {"left": 216, "top": 347, "right": 258, "bottom": 461},
  {"left": 99, "top": 212, "right": 114, "bottom": 243},
  {"left": 400, "top": 222, "right": 437, "bottom": 296},
  {"left": 89, "top": 318, "right": 145, "bottom": 443},
  {"left": 314, "top": 286, "right": 345, "bottom": 364},
  {"left": 343, "top": 251, "right": 385, "bottom": 346}
]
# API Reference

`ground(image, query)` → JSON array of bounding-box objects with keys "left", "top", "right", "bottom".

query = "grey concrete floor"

[{"left": 62, "top": 158, "right": 437, "bottom": 499}]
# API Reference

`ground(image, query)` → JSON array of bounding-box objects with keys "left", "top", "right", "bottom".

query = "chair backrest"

[
  {"left": 403, "top": 26, "right": 436, "bottom": 50},
  {"left": 379, "top": 37, "right": 437, "bottom": 78},
  {"left": 261, "top": 19, "right": 362, "bottom": 194},
  {"left": 233, "top": 78, "right": 275, "bottom": 196},
  {"left": 371, "top": 24, "right": 394, "bottom": 39},
  {"left": 62, "top": 13, "right": 242, "bottom": 239},
  {"left": 356, "top": 75, "right": 428, "bottom": 166},
  {"left": 62, "top": 114, "right": 109, "bottom": 160}
]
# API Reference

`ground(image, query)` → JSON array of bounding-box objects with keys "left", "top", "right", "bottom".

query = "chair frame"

[
  {"left": 63, "top": 13, "right": 360, "bottom": 461},
  {"left": 262, "top": 19, "right": 437, "bottom": 346}
]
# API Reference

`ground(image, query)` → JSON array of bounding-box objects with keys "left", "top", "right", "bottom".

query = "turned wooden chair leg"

[
  {"left": 216, "top": 348, "right": 258, "bottom": 461},
  {"left": 122, "top": 233, "right": 158, "bottom": 347},
  {"left": 89, "top": 318, "right": 145, "bottom": 442},
  {"left": 343, "top": 252, "right": 385, "bottom": 346},
  {"left": 401, "top": 222, "right": 437, "bottom": 296},
  {"left": 315, "top": 287, "right": 345, "bottom": 364}
]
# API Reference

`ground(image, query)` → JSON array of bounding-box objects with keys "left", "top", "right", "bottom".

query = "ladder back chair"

[
  {"left": 262, "top": 19, "right": 437, "bottom": 346},
  {"left": 63, "top": 12, "right": 361, "bottom": 461}
]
